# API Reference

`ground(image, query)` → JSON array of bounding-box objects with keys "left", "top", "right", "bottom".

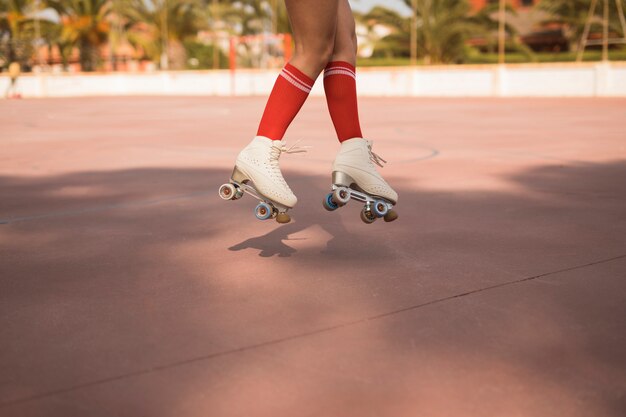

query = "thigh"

[
  {"left": 331, "top": 0, "right": 357, "bottom": 64},
  {"left": 284, "top": 0, "right": 338, "bottom": 48}
]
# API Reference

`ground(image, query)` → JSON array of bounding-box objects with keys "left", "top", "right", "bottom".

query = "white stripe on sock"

[
  {"left": 280, "top": 71, "right": 312, "bottom": 93},
  {"left": 282, "top": 68, "right": 313, "bottom": 90},
  {"left": 325, "top": 65, "right": 356, "bottom": 76},
  {"left": 323, "top": 68, "right": 356, "bottom": 79}
]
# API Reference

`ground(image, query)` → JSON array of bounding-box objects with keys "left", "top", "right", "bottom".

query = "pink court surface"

[{"left": 1, "top": 96, "right": 626, "bottom": 416}]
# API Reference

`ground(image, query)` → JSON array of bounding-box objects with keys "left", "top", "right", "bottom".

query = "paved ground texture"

[{"left": 1, "top": 96, "right": 626, "bottom": 417}]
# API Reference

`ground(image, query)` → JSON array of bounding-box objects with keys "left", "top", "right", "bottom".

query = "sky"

[{"left": 349, "top": 0, "right": 412, "bottom": 16}]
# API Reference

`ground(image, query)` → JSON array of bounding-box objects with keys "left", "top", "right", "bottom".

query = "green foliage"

[
  {"left": 358, "top": 47, "right": 626, "bottom": 66},
  {"left": 122, "top": 0, "right": 207, "bottom": 68},
  {"left": 467, "top": 47, "right": 626, "bottom": 63},
  {"left": 357, "top": 6, "right": 410, "bottom": 58},
  {"left": 360, "top": 0, "right": 505, "bottom": 64},
  {"left": 46, "top": 0, "right": 112, "bottom": 71},
  {"left": 539, "top": 0, "right": 626, "bottom": 49},
  {"left": 466, "top": 1, "right": 521, "bottom": 53},
  {"left": 183, "top": 39, "right": 228, "bottom": 69},
  {"left": 0, "top": 0, "right": 36, "bottom": 68},
  {"left": 3, "top": 0, "right": 624, "bottom": 73},
  {"left": 410, "top": 0, "right": 476, "bottom": 63},
  {"left": 217, "top": 0, "right": 288, "bottom": 36}
]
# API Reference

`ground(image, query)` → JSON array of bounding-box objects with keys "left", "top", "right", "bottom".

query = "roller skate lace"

[
  {"left": 269, "top": 140, "right": 309, "bottom": 189},
  {"left": 366, "top": 140, "right": 387, "bottom": 168}
]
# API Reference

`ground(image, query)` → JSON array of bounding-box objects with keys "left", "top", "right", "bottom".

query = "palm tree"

[
  {"left": 0, "top": 0, "right": 35, "bottom": 68},
  {"left": 467, "top": 1, "right": 534, "bottom": 60},
  {"left": 538, "top": 0, "right": 596, "bottom": 51},
  {"left": 121, "top": 0, "right": 206, "bottom": 69},
  {"left": 539, "top": 0, "right": 626, "bottom": 52},
  {"left": 356, "top": 6, "right": 410, "bottom": 59},
  {"left": 408, "top": 0, "right": 496, "bottom": 64},
  {"left": 360, "top": 1, "right": 530, "bottom": 64},
  {"left": 37, "top": 13, "right": 74, "bottom": 70},
  {"left": 360, "top": 0, "right": 501, "bottom": 64},
  {"left": 47, "top": 0, "right": 112, "bottom": 71}
]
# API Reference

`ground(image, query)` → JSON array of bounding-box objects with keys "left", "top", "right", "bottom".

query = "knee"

[
  {"left": 328, "top": 30, "right": 358, "bottom": 64},
  {"left": 294, "top": 38, "right": 335, "bottom": 73},
  {"left": 317, "top": 43, "right": 336, "bottom": 69}
]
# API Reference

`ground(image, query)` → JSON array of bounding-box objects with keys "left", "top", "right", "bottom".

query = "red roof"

[{"left": 469, "top": 0, "right": 536, "bottom": 12}]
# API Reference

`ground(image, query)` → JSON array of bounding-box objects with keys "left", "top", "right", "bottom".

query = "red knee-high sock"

[
  {"left": 257, "top": 63, "right": 315, "bottom": 140},
  {"left": 324, "top": 61, "right": 363, "bottom": 142}
]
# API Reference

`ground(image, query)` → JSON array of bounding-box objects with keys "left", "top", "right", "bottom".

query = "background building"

[{"left": 470, "top": 0, "right": 537, "bottom": 11}]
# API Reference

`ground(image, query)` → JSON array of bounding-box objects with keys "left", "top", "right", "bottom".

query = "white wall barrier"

[{"left": 1, "top": 62, "right": 625, "bottom": 98}]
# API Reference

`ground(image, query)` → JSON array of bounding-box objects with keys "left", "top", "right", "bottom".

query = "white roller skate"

[
  {"left": 323, "top": 138, "right": 398, "bottom": 224},
  {"left": 219, "top": 136, "right": 306, "bottom": 224}
]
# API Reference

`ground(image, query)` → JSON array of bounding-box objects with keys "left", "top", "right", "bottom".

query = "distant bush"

[
  {"left": 467, "top": 49, "right": 626, "bottom": 64},
  {"left": 358, "top": 48, "right": 626, "bottom": 66},
  {"left": 183, "top": 40, "right": 229, "bottom": 70}
]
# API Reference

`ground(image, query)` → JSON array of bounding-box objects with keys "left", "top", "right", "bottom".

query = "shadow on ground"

[{"left": 1, "top": 160, "right": 625, "bottom": 416}]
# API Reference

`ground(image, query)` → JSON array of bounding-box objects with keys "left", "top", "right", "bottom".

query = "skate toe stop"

[
  {"left": 276, "top": 213, "right": 291, "bottom": 224},
  {"left": 384, "top": 210, "right": 398, "bottom": 222}
]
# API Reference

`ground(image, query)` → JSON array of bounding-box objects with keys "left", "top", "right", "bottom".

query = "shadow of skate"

[
  {"left": 227, "top": 174, "right": 358, "bottom": 258},
  {"left": 228, "top": 225, "right": 303, "bottom": 257}
]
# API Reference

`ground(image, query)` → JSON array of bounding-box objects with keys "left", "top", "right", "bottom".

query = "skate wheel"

[
  {"left": 276, "top": 212, "right": 291, "bottom": 224},
  {"left": 332, "top": 187, "right": 351, "bottom": 206},
  {"left": 219, "top": 183, "right": 237, "bottom": 200},
  {"left": 360, "top": 207, "right": 376, "bottom": 224},
  {"left": 323, "top": 193, "right": 339, "bottom": 211},
  {"left": 372, "top": 200, "right": 389, "bottom": 218},
  {"left": 384, "top": 209, "right": 398, "bottom": 222},
  {"left": 254, "top": 202, "right": 273, "bottom": 220}
]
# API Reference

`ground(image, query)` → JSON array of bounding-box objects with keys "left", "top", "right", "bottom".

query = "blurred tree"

[
  {"left": 46, "top": 0, "right": 112, "bottom": 71},
  {"left": 183, "top": 38, "right": 228, "bottom": 68},
  {"left": 467, "top": 1, "right": 534, "bottom": 59},
  {"left": 356, "top": 6, "right": 410, "bottom": 59},
  {"left": 43, "top": 19, "right": 74, "bottom": 69},
  {"left": 0, "top": 0, "right": 36, "bottom": 69},
  {"left": 122, "top": 0, "right": 206, "bottom": 69},
  {"left": 215, "top": 0, "right": 289, "bottom": 35},
  {"left": 538, "top": 0, "right": 597, "bottom": 51},
  {"left": 359, "top": 0, "right": 507, "bottom": 64},
  {"left": 539, "top": 0, "right": 626, "bottom": 52},
  {"left": 407, "top": 0, "right": 497, "bottom": 64},
  {"left": 213, "top": 1, "right": 290, "bottom": 68}
]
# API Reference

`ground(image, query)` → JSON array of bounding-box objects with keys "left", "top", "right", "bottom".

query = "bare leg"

[
  {"left": 284, "top": 0, "right": 339, "bottom": 79},
  {"left": 323, "top": 0, "right": 362, "bottom": 141},
  {"left": 255, "top": 0, "right": 338, "bottom": 141},
  {"left": 329, "top": 0, "right": 358, "bottom": 65},
  {"left": 5, "top": 79, "right": 15, "bottom": 98}
]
